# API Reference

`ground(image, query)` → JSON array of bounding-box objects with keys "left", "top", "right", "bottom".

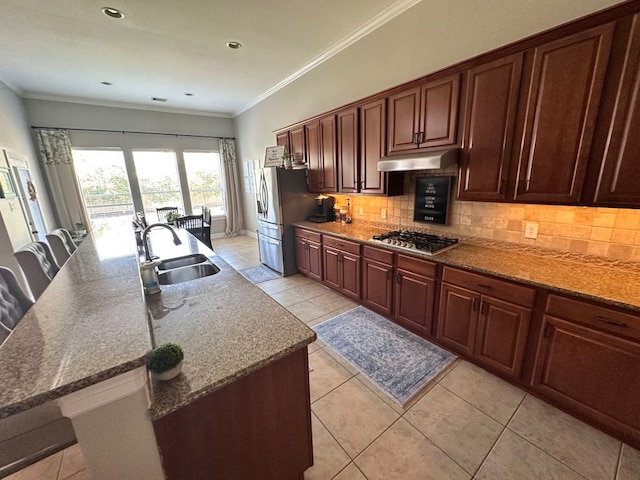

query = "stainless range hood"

[{"left": 377, "top": 149, "right": 459, "bottom": 172}]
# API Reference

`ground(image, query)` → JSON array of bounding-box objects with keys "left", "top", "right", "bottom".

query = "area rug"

[
  {"left": 238, "top": 265, "right": 281, "bottom": 284},
  {"left": 313, "top": 306, "right": 457, "bottom": 406}
]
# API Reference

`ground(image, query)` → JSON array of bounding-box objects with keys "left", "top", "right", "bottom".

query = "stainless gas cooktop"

[{"left": 372, "top": 230, "right": 459, "bottom": 255}]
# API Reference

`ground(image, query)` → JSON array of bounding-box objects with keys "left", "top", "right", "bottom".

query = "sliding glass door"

[{"left": 132, "top": 150, "right": 184, "bottom": 222}]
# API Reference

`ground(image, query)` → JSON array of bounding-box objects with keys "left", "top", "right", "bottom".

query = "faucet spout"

[{"left": 142, "top": 223, "right": 182, "bottom": 261}]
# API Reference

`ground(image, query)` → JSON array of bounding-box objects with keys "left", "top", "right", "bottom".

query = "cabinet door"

[
  {"left": 340, "top": 252, "right": 361, "bottom": 301},
  {"left": 437, "top": 283, "right": 478, "bottom": 356},
  {"left": 515, "top": 24, "right": 614, "bottom": 203},
  {"left": 360, "top": 98, "right": 389, "bottom": 195},
  {"left": 534, "top": 316, "right": 640, "bottom": 437},
  {"left": 295, "top": 236, "right": 309, "bottom": 276},
  {"left": 290, "top": 126, "right": 305, "bottom": 165},
  {"left": 307, "top": 241, "right": 323, "bottom": 282},
  {"left": 387, "top": 86, "right": 421, "bottom": 153},
  {"left": 305, "top": 120, "right": 321, "bottom": 192},
  {"left": 276, "top": 130, "right": 290, "bottom": 154},
  {"left": 594, "top": 15, "right": 640, "bottom": 206},
  {"left": 394, "top": 269, "right": 435, "bottom": 338},
  {"left": 338, "top": 108, "right": 359, "bottom": 193},
  {"left": 458, "top": 54, "right": 524, "bottom": 201},
  {"left": 418, "top": 74, "right": 461, "bottom": 148},
  {"left": 362, "top": 257, "right": 393, "bottom": 316},
  {"left": 320, "top": 115, "right": 337, "bottom": 192},
  {"left": 323, "top": 246, "right": 341, "bottom": 291},
  {"left": 475, "top": 296, "right": 531, "bottom": 378}
]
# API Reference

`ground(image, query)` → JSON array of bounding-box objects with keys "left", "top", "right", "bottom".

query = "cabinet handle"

[
  {"left": 418, "top": 131, "right": 424, "bottom": 144},
  {"left": 474, "top": 282, "right": 492, "bottom": 289},
  {"left": 397, "top": 273, "right": 402, "bottom": 284},
  {"left": 338, "top": 253, "right": 343, "bottom": 263},
  {"left": 480, "top": 300, "right": 488, "bottom": 314},
  {"left": 361, "top": 181, "right": 365, "bottom": 190},
  {"left": 472, "top": 297, "right": 479, "bottom": 311},
  {"left": 543, "top": 323, "right": 553, "bottom": 338},
  {"left": 498, "top": 178, "right": 506, "bottom": 194},
  {"left": 596, "top": 316, "right": 628, "bottom": 328},
  {"left": 413, "top": 132, "right": 419, "bottom": 145},
  {"left": 387, "top": 269, "right": 393, "bottom": 280}
]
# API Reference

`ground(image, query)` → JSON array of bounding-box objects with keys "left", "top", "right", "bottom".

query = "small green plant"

[
  {"left": 165, "top": 212, "right": 180, "bottom": 223},
  {"left": 147, "top": 343, "right": 184, "bottom": 373}
]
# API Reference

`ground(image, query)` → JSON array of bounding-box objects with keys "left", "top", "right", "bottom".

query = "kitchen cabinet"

[
  {"left": 513, "top": 23, "right": 614, "bottom": 203},
  {"left": 457, "top": 53, "right": 524, "bottom": 201},
  {"left": 437, "top": 267, "right": 534, "bottom": 378},
  {"left": 275, "top": 126, "right": 305, "bottom": 165},
  {"left": 307, "top": 115, "right": 337, "bottom": 193},
  {"left": 591, "top": 14, "right": 640, "bottom": 206},
  {"left": 322, "top": 235, "right": 360, "bottom": 301},
  {"left": 533, "top": 294, "right": 640, "bottom": 446},
  {"left": 337, "top": 107, "right": 359, "bottom": 193},
  {"left": 362, "top": 246, "right": 394, "bottom": 317},
  {"left": 294, "top": 228, "right": 322, "bottom": 282},
  {"left": 393, "top": 254, "right": 436, "bottom": 338},
  {"left": 387, "top": 74, "right": 461, "bottom": 153}
]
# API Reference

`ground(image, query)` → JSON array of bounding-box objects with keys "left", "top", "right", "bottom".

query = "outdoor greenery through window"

[
  {"left": 184, "top": 151, "right": 224, "bottom": 215},
  {"left": 132, "top": 150, "right": 184, "bottom": 220}
]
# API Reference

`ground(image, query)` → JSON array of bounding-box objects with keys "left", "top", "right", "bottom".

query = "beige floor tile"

[
  {"left": 258, "top": 274, "right": 314, "bottom": 295},
  {"left": 58, "top": 444, "right": 85, "bottom": 479},
  {"left": 306, "top": 305, "right": 358, "bottom": 328},
  {"left": 321, "top": 344, "right": 359, "bottom": 376},
  {"left": 270, "top": 282, "right": 330, "bottom": 307},
  {"left": 309, "top": 291, "right": 357, "bottom": 310},
  {"left": 64, "top": 470, "right": 88, "bottom": 480},
  {"left": 5, "top": 451, "right": 62, "bottom": 480},
  {"left": 309, "top": 349, "right": 354, "bottom": 403},
  {"left": 334, "top": 462, "right": 368, "bottom": 480},
  {"left": 439, "top": 361, "right": 525, "bottom": 425},
  {"left": 307, "top": 341, "right": 322, "bottom": 354},
  {"left": 508, "top": 395, "right": 620, "bottom": 480},
  {"left": 304, "top": 413, "right": 351, "bottom": 480},
  {"left": 617, "top": 444, "right": 640, "bottom": 480},
  {"left": 405, "top": 384, "right": 502, "bottom": 474},
  {"left": 287, "top": 299, "right": 342, "bottom": 323},
  {"left": 475, "top": 429, "right": 585, "bottom": 480},
  {"left": 312, "top": 377, "right": 400, "bottom": 458},
  {"left": 355, "top": 418, "right": 470, "bottom": 480}
]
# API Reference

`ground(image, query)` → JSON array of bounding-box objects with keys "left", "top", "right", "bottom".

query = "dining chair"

[
  {"left": 157, "top": 207, "right": 179, "bottom": 222},
  {"left": 45, "top": 228, "right": 76, "bottom": 266},
  {"left": 175, "top": 214, "right": 211, "bottom": 248},
  {"left": 14, "top": 242, "right": 60, "bottom": 301},
  {"left": 202, "top": 206, "right": 211, "bottom": 246},
  {"left": 0, "top": 267, "right": 34, "bottom": 344}
]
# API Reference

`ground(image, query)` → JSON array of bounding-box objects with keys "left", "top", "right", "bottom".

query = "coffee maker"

[{"left": 307, "top": 195, "right": 335, "bottom": 223}]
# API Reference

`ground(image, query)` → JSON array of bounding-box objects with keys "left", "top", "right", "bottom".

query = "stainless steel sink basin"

[
  {"left": 158, "top": 263, "right": 220, "bottom": 285},
  {"left": 157, "top": 253, "right": 209, "bottom": 270}
]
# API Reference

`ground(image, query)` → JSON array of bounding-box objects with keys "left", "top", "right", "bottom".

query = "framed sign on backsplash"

[{"left": 414, "top": 176, "right": 452, "bottom": 225}]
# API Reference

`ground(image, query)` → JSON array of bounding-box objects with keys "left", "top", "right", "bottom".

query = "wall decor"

[
  {"left": 414, "top": 176, "right": 452, "bottom": 225},
  {"left": 0, "top": 167, "right": 17, "bottom": 198}
]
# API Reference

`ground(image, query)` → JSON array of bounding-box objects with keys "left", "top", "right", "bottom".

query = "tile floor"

[{"left": 9, "top": 234, "right": 640, "bottom": 480}]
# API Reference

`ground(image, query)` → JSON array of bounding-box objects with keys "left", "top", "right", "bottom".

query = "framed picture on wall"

[{"left": 0, "top": 167, "right": 17, "bottom": 198}]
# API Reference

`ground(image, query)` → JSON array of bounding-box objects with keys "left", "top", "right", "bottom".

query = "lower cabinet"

[
  {"left": 294, "top": 228, "right": 322, "bottom": 282},
  {"left": 437, "top": 267, "right": 533, "bottom": 378},
  {"left": 322, "top": 235, "right": 361, "bottom": 300},
  {"left": 362, "top": 246, "right": 394, "bottom": 317},
  {"left": 394, "top": 254, "right": 436, "bottom": 337}
]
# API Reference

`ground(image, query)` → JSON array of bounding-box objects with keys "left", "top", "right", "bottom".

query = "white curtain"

[
  {"left": 34, "top": 129, "right": 89, "bottom": 232},
  {"left": 218, "top": 138, "right": 243, "bottom": 236}
]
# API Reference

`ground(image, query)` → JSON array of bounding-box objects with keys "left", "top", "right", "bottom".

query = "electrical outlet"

[
  {"left": 359, "top": 207, "right": 364, "bottom": 216},
  {"left": 524, "top": 222, "right": 539, "bottom": 239},
  {"left": 381, "top": 208, "right": 387, "bottom": 220}
]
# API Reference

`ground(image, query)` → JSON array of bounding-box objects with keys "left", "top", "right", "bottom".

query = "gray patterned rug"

[
  {"left": 313, "top": 306, "right": 457, "bottom": 406},
  {"left": 238, "top": 265, "right": 281, "bottom": 284}
]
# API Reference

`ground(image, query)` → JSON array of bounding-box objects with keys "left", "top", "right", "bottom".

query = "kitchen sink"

[
  {"left": 158, "top": 263, "right": 220, "bottom": 285},
  {"left": 157, "top": 253, "right": 210, "bottom": 270}
]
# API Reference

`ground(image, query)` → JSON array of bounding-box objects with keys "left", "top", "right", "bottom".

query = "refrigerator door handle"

[{"left": 260, "top": 171, "right": 269, "bottom": 218}]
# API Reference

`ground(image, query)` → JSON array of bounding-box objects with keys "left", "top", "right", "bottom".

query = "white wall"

[{"left": 234, "top": 0, "right": 622, "bottom": 233}]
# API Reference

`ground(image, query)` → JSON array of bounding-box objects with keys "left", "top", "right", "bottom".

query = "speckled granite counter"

[{"left": 294, "top": 221, "right": 640, "bottom": 313}]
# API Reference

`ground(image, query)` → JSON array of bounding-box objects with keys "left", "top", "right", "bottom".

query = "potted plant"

[
  {"left": 75, "top": 222, "right": 87, "bottom": 236},
  {"left": 147, "top": 342, "right": 184, "bottom": 381},
  {"left": 165, "top": 212, "right": 180, "bottom": 223}
]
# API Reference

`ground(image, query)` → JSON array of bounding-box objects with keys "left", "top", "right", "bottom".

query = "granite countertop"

[
  {"left": 145, "top": 232, "right": 315, "bottom": 419},
  {"left": 0, "top": 228, "right": 315, "bottom": 421},
  {"left": 294, "top": 221, "right": 640, "bottom": 313}
]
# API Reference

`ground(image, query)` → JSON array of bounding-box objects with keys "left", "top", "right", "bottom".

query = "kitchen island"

[{"left": 0, "top": 227, "right": 316, "bottom": 479}]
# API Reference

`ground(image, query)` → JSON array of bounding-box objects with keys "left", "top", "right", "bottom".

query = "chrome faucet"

[{"left": 142, "top": 223, "right": 182, "bottom": 261}]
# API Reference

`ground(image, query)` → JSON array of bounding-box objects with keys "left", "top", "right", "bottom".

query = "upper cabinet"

[
  {"left": 337, "top": 107, "right": 359, "bottom": 193},
  {"left": 307, "top": 115, "right": 337, "bottom": 193},
  {"left": 275, "top": 126, "right": 305, "bottom": 165},
  {"left": 513, "top": 23, "right": 614, "bottom": 204},
  {"left": 387, "top": 73, "right": 461, "bottom": 153}
]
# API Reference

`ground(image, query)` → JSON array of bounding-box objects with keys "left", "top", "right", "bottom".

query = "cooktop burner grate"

[{"left": 372, "top": 230, "right": 459, "bottom": 255}]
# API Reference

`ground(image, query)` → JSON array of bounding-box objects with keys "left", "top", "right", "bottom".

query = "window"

[
  {"left": 132, "top": 150, "right": 183, "bottom": 220},
  {"left": 183, "top": 151, "right": 224, "bottom": 215}
]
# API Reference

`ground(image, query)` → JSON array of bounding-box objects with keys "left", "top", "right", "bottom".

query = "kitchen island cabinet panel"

[{"left": 153, "top": 347, "right": 313, "bottom": 480}]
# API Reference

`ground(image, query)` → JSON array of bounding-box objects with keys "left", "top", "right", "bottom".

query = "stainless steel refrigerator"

[{"left": 255, "top": 167, "right": 316, "bottom": 276}]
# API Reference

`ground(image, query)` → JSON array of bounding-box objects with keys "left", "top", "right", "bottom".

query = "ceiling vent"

[{"left": 151, "top": 97, "right": 167, "bottom": 102}]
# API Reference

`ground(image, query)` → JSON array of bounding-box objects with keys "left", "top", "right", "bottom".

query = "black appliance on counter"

[
  {"left": 307, "top": 195, "right": 335, "bottom": 223},
  {"left": 372, "top": 230, "right": 459, "bottom": 255}
]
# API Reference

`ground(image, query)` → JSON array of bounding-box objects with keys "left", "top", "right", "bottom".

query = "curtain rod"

[{"left": 30, "top": 125, "right": 234, "bottom": 140}]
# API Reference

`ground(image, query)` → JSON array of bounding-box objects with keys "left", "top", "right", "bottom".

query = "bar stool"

[
  {"left": 46, "top": 228, "right": 77, "bottom": 266},
  {"left": 0, "top": 267, "right": 34, "bottom": 344},
  {"left": 14, "top": 242, "right": 60, "bottom": 300}
]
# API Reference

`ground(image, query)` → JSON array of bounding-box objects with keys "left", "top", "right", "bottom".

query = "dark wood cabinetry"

[
  {"left": 276, "top": 126, "right": 306, "bottom": 165},
  {"left": 337, "top": 107, "right": 359, "bottom": 193},
  {"left": 307, "top": 116, "right": 337, "bottom": 193},
  {"left": 437, "top": 267, "right": 533, "bottom": 378},
  {"left": 294, "top": 228, "right": 322, "bottom": 282},
  {"left": 458, "top": 53, "right": 524, "bottom": 201},
  {"left": 394, "top": 254, "right": 436, "bottom": 338},
  {"left": 362, "top": 246, "right": 394, "bottom": 317},
  {"left": 322, "top": 236, "right": 360, "bottom": 300},
  {"left": 387, "top": 74, "right": 461, "bottom": 153}
]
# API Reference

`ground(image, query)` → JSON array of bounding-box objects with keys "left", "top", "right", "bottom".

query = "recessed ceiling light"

[
  {"left": 102, "top": 7, "right": 124, "bottom": 19},
  {"left": 226, "top": 41, "right": 242, "bottom": 50},
  {"left": 101, "top": 81, "right": 113, "bottom": 85},
  {"left": 184, "top": 93, "right": 194, "bottom": 96},
  {"left": 152, "top": 97, "right": 167, "bottom": 102}
]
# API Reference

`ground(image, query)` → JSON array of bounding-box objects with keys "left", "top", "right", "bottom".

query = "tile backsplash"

[{"left": 331, "top": 171, "right": 640, "bottom": 262}]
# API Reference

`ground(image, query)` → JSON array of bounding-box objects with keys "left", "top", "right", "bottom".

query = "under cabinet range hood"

[{"left": 377, "top": 149, "right": 459, "bottom": 172}]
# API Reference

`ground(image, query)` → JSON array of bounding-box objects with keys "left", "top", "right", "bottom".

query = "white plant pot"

[{"left": 153, "top": 361, "right": 183, "bottom": 381}]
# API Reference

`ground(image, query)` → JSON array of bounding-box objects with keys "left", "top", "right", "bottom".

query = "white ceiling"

[{"left": 0, "top": 0, "right": 418, "bottom": 117}]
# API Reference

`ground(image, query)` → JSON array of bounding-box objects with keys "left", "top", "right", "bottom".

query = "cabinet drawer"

[
  {"left": 547, "top": 294, "right": 640, "bottom": 342},
  {"left": 295, "top": 228, "right": 321, "bottom": 243},
  {"left": 397, "top": 254, "right": 436, "bottom": 278},
  {"left": 363, "top": 245, "right": 394, "bottom": 265},
  {"left": 323, "top": 235, "right": 361, "bottom": 255},
  {"left": 442, "top": 267, "right": 535, "bottom": 307}
]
